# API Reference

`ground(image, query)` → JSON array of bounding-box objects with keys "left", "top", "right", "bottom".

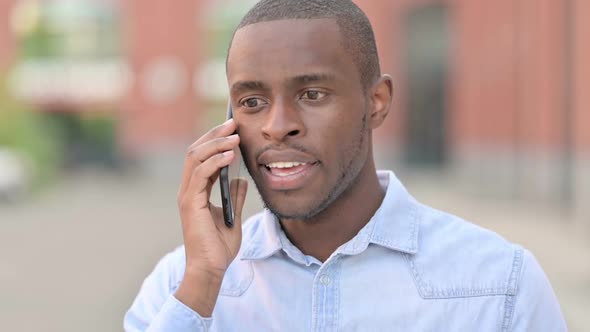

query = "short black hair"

[{"left": 228, "top": 0, "right": 381, "bottom": 90}]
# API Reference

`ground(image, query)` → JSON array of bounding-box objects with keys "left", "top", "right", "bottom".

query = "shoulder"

[
  {"left": 138, "top": 211, "right": 267, "bottom": 293},
  {"left": 145, "top": 245, "right": 187, "bottom": 293},
  {"left": 409, "top": 202, "right": 524, "bottom": 298},
  {"left": 124, "top": 245, "right": 187, "bottom": 329},
  {"left": 145, "top": 211, "right": 267, "bottom": 292},
  {"left": 508, "top": 247, "right": 566, "bottom": 330}
]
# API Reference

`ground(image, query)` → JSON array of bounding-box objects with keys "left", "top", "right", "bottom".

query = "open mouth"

[
  {"left": 264, "top": 161, "right": 318, "bottom": 177},
  {"left": 260, "top": 161, "right": 320, "bottom": 190}
]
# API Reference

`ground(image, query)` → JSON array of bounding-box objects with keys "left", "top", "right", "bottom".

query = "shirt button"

[{"left": 319, "top": 274, "right": 331, "bottom": 285}]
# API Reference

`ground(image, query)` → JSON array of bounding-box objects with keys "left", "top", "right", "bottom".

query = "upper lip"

[{"left": 257, "top": 150, "right": 318, "bottom": 167}]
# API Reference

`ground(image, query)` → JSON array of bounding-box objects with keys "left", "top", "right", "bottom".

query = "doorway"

[{"left": 404, "top": 4, "right": 450, "bottom": 166}]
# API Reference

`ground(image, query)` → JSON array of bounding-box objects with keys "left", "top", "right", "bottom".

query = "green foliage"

[
  {"left": 79, "top": 114, "right": 116, "bottom": 150},
  {"left": 20, "top": 18, "right": 59, "bottom": 59},
  {"left": 72, "top": 112, "right": 119, "bottom": 167},
  {"left": 205, "top": 0, "right": 259, "bottom": 58},
  {"left": 0, "top": 73, "right": 63, "bottom": 187}
]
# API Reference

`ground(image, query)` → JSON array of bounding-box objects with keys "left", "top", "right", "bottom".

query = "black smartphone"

[{"left": 220, "top": 102, "right": 237, "bottom": 227}]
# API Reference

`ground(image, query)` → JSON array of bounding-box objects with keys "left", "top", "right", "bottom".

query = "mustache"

[{"left": 254, "top": 143, "right": 317, "bottom": 162}]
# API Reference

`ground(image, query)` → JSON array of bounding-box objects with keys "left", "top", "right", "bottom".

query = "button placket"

[{"left": 311, "top": 260, "right": 341, "bottom": 332}]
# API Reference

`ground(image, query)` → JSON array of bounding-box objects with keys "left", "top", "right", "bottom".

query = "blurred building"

[
  {"left": 1, "top": 0, "right": 588, "bottom": 226},
  {"left": 0, "top": 0, "right": 17, "bottom": 68},
  {"left": 355, "top": 0, "right": 589, "bottom": 227}
]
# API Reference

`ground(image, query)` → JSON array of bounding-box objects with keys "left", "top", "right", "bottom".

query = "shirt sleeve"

[
  {"left": 123, "top": 246, "right": 213, "bottom": 332},
  {"left": 507, "top": 249, "right": 568, "bottom": 331}
]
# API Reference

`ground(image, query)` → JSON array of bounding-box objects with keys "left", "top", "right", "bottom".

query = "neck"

[{"left": 279, "top": 158, "right": 385, "bottom": 262}]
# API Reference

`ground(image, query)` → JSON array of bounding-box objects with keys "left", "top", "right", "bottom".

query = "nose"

[{"left": 261, "top": 100, "right": 305, "bottom": 142}]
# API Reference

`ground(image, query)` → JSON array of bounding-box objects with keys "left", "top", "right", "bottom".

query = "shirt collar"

[
  {"left": 240, "top": 170, "right": 420, "bottom": 261},
  {"left": 240, "top": 211, "right": 283, "bottom": 260},
  {"left": 338, "top": 170, "right": 420, "bottom": 256}
]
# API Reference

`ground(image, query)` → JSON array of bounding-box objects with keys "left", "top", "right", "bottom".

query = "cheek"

[
  {"left": 306, "top": 110, "right": 363, "bottom": 147},
  {"left": 324, "top": 118, "right": 367, "bottom": 169},
  {"left": 236, "top": 122, "right": 258, "bottom": 161},
  {"left": 238, "top": 132, "right": 257, "bottom": 161}
]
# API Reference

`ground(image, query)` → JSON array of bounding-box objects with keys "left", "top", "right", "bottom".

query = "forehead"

[{"left": 227, "top": 18, "right": 358, "bottom": 85}]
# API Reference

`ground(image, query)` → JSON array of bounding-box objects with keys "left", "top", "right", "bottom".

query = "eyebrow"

[
  {"left": 230, "top": 80, "right": 270, "bottom": 96},
  {"left": 291, "top": 73, "right": 336, "bottom": 85}
]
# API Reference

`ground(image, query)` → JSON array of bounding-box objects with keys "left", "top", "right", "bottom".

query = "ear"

[{"left": 368, "top": 75, "right": 393, "bottom": 130}]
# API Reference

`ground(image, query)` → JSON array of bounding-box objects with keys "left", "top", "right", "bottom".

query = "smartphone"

[{"left": 220, "top": 102, "right": 237, "bottom": 227}]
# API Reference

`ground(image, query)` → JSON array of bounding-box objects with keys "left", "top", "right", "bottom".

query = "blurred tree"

[
  {"left": 20, "top": 16, "right": 58, "bottom": 59},
  {"left": 0, "top": 71, "right": 63, "bottom": 187}
]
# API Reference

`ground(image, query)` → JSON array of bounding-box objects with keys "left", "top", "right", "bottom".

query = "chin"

[
  {"left": 261, "top": 186, "right": 340, "bottom": 221},
  {"left": 261, "top": 194, "right": 319, "bottom": 220},
  {"left": 266, "top": 205, "right": 318, "bottom": 221}
]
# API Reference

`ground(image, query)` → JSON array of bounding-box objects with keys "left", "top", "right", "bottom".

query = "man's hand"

[{"left": 174, "top": 118, "right": 248, "bottom": 317}]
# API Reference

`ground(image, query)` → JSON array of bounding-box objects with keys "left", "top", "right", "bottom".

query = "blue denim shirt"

[{"left": 125, "top": 171, "right": 566, "bottom": 331}]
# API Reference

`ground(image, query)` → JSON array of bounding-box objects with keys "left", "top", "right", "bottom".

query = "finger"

[
  {"left": 179, "top": 134, "right": 239, "bottom": 196},
  {"left": 179, "top": 119, "right": 236, "bottom": 194},
  {"left": 191, "top": 119, "right": 237, "bottom": 148},
  {"left": 185, "top": 150, "right": 235, "bottom": 210},
  {"left": 205, "top": 169, "right": 221, "bottom": 199},
  {"left": 230, "top": 178, "right": 249, "bottom": 226}
]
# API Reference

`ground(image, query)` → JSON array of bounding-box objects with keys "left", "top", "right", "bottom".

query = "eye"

[
  {"left": 241, "top": 97, "right": 266, "bottom": 108},
  {"left": 301, "top": 90, "right": 326, "bottom": 101}
]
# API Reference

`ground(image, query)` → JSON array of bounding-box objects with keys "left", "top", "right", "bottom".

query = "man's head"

[
  {"left": 226, "top": 0, "right": 392, "bottom": 220},
  {"left": 229, "top": 0, "right": 381, "bottom": 90}
]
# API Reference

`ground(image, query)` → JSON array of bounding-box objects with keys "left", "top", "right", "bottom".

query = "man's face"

[{"left": 227, "top": 18, "right": 371, "bottom": 220}]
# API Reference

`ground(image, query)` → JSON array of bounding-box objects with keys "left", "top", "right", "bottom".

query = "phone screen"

[{"left": 219, "top": 102, "right": 243, "bottom": 227}]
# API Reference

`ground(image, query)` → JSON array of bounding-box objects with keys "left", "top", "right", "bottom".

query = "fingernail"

[{"left": 224, "top": 118, "right": 234, "bottom": 125}]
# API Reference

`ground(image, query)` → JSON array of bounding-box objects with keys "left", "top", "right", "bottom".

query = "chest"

[{"left": 209, "top": 254, "right": 506, "bottom": 332}]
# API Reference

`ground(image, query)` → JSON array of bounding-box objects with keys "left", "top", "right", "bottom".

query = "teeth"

[{"left": 266, "top": 161, "right": 307, "bottom": 169}]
